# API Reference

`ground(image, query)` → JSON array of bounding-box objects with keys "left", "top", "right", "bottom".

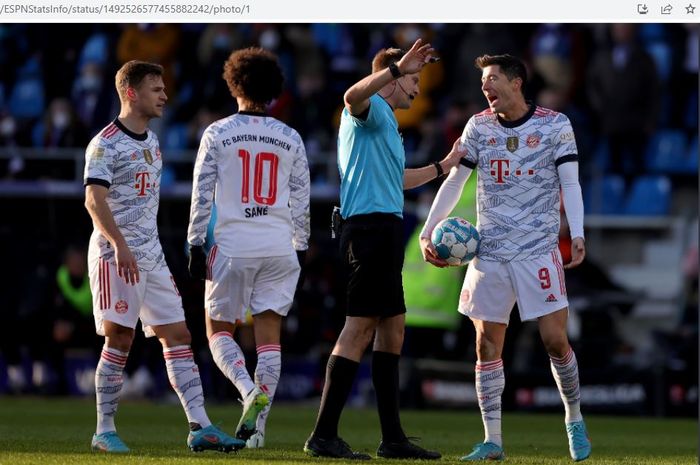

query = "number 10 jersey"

[{"left": 187, "top": 112, "right": 311, "bottom": 258}]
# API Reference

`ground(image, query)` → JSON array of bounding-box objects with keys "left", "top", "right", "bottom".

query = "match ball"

[{"left": 431, "top": 217, "right": 480, "bottom": 266}]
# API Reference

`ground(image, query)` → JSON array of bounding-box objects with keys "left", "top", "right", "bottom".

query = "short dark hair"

[
  {"left": 475, "top": 54, "right": 527, "bottom": 87},
  {"left": 223, "top": 47, "right": 284, "bottom": 105},
  {"left": 115, "top": 60, "right": 163, "bottom": 100},
  {"left": 371, "top": 48, "right": 406, "bottom": 73}
]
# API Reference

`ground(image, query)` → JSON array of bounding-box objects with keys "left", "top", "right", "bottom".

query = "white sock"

[
  {"left": 95, "top": 346, "right": 128, "bottom": 435},
  {"left": 255, "top": 344, "right": 282, "bottom": 435},
  {"left": 550, "top": 348, "right": 583, "bottom": 424},
  {"left": 475, "top": 359, "right": 505, "bottom": 447},
  {"left": 163, "top": 345, "right": 211, "bottom": 428},
  {"left": 209, "top": 331, "right": 256, "bottom": 397}
]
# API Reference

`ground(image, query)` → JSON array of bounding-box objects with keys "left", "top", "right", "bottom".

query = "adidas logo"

[{"left": 545, "top": 293, "right": 558, "bottom": 303}]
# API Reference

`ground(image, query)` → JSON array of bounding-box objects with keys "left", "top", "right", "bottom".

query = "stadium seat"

[
  {"left": 623, "top": 175, "right": 671, "bottom": 216},
  {"left": 686, "top": 136, "right": 699, "bottom": 173},
  {"left": 8, "top": 77, "right": 45, "bottom": 119},
  {"left": 163, "top": 123, "right": 189, "bottom": 150},
  {"left": 645, "top": 42, "right": 672, "bottom": 82},
  {"left": 685, "top": 90, "right": 698, "bottom": 130},
  {"left": 645, "top": 130, "right": 688, "bottom": 174},
  {"left": 31, "top": 121, "right": 44, "bottom": 147},
  {"left": 78, "top": 33, "right": 109, "bottom": 68},
  {"left": 584, "top": 174, "right": 625, "bottom": 215}
]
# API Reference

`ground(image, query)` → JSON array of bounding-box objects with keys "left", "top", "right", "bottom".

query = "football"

[{"left": 431, "top": 217, "right": 481, "bottom": 266}]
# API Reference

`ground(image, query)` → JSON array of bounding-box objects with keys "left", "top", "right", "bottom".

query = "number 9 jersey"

[{"left": 187, "top": 111, "right": 311, "bottom": 258}]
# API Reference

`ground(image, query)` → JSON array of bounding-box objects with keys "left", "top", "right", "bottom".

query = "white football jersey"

[
  {"left": 187, "top": 112, "right": 310, "bottom": 258},
  {"left": 462, "top": 105, "right": 578, "bottom": 261},
  {"left": 84, "top": 119, "right": 166, "bottom": 271}
]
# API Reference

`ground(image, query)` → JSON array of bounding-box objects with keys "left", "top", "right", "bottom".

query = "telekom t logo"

[
  {"left": 135, "top": 171, "right": 151, "bottom": 197},
  {"left": 490, "top": 159, "right": 510, "bottom": 184}
]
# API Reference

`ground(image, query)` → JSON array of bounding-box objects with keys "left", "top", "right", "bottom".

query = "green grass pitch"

[{"left": 0, "top": 397, "right": 696, "bottom": 464}]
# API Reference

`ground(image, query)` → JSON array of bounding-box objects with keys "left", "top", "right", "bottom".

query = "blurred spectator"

[
  {"left": 71, "top": 62, "right": 115, "bottom": 137},
  {"left": 38, "top": 97, "right": 89, "bottom": 148},
  {"left": 587, "top": 24, "right": 661, "bottom": 181},
  {"left": 49, "top": 245, "right": 100, "bottom": 394}
]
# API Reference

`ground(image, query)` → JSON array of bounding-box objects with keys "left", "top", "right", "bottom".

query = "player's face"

[
  {"left": 395, "top": 72, "right": 420, "bottom": 110},
  {"left": 133, "top": 74, "right": 167, "bottom": 119},
  {"left": 481, "top": 65, "right": 519, "bottom": 114}
]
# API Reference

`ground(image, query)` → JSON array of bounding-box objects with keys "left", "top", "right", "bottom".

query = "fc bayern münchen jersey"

[
  {"left": 187, "top": 112, "right": 310, "bottom": 258},
  {"left": 462, "top": 105, "right": 578, "bottom": 262},
  {"left": 84, "top": 119, "right": 165, "bottom": 271}
]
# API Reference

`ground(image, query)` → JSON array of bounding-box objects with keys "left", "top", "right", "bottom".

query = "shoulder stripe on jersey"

[
  {"left": 84, "top": 178, "right": 111, "bottom": 188},
  {"left": 475, "top": 108, "right": 493, "bottom": 117},
  {"left": 460, "top": 158, "right": 477, "bottom": 169},
  {"left": 102, "top": 124, "right": 119, "bottom": 139},
  {"left": 555, "top": 154, "right": 579, "bottom": 167}
]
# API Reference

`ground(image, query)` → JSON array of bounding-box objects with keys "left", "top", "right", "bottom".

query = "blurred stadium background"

[{"left": 0, "top": 23, "right": 697, "bottom": 423}]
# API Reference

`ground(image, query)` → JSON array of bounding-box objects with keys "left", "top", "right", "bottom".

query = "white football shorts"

[
  {"left": 205, "top": 245, "right": 300, "bottom": 323},
  {"left": 459, "top": 249, "right": 569, "bottom": 324},
  {"left": 89, "top": 257, "right": 185, "bottom": 337}
]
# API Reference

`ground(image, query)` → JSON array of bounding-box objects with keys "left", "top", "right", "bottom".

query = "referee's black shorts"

[{"left": 339, "top": 212, "right": 406, "bottom": 318}]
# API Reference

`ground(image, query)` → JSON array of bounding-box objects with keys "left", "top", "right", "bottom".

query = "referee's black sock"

[
  {"left": 312, "top": 354, "right": 359, "bottom": 439},
  {"left": 372, "top": 351, "right": 406, "bottom": 442}
]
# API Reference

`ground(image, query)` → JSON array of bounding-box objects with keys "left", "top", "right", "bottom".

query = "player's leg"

[
  {"left": 538, "top": 309, "right": 590, "bottom": 461},
  {"left": 372, "top": 314, "right": 441, "bottom": 460},
  {"left": 243, "top": 252, "right": 299, "bottom": 446},
  {"left": 514, "top": 251, "right": 589, "bottom": 461},
  {"left": 144, "top": 268, "right": 243, "bottom": 452},
  {"left": 89, "top": 257, "right": 141, "bottom": 453},
  {"left": 459, "top": 258, "right": 513, "bottom": 461},
  {"left": 247, "top": 310, "right": 282, "bottom": 447}
]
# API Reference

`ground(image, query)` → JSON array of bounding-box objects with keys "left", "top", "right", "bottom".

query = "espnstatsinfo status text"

[{"left": 0, "top": 2, "right": 251, "bottom": 17}]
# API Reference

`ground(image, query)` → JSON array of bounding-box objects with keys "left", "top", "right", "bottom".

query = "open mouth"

[{"left": 486, "top": 95, "right": 498, "bottom": 105}]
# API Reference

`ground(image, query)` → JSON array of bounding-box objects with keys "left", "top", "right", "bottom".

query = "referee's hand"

[{"left": 188, "top": 244, "right": 207, "bottom": 280}]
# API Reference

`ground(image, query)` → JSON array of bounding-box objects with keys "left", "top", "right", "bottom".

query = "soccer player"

[
  {"left": 84, "top": 60, "right": 243, "bottom": 454},
  {"left": 419, "top": 54, "right": 591, "bottom": 462},
  {"left": 186, "top": 47, "right": 311, "bottom": 449},
  {"left": 303, "top": 38, "right": 465, "bottom": 460}
]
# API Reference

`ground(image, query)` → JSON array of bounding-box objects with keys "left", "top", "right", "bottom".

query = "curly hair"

[
  {"left": 115, "top": 60, "right": 163, "bottom": 101},
  {"left": 222, "top": 47, "right": 284, "bottom": 105}
]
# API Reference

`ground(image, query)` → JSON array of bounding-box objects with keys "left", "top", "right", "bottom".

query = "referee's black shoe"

[
  {"left": 377, "top": 437, "right": 441, "bottom": 460},
  {"left": 304, "top": 435, "right": 371, "bottom": 460}
]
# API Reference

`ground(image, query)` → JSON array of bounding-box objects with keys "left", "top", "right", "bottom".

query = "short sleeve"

[
  {"left": 460, "top": 117, "right": 479, "bottom": 169},
  {"left": 553, "top": 115, "right": 579, "bottom": 167},
  {"left": 83, "top": 139, "right": 115, "bottom": 188}
]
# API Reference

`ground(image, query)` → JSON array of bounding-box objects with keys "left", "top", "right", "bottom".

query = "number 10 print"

[{"left": 238, "top": 149, "right": 279, "bottom": 205}]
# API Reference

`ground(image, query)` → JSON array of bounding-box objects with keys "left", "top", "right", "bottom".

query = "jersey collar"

[
  {"left": 497, "top": 101, "right": 536, "bottom": 129},
  {"left": 113, "top": 118, "right": 148, "bottom": 141},
  {"left": 238, "top": 111, "right": 268, "bottom": 117}
]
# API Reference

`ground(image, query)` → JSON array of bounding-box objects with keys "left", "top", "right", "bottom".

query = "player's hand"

[
  {"left": 564, "top": 237, "right": 585, "bottom": 269},
  {"left": 115, "top": 244, "right": 139, "bottom": 285},
  {"left": 440, "top": 138, "right": 468, "bottom": 172},
  {"left": 188, "top": 244, "right": 207, "bottom": 280},
  {"left": 295, "top": 249, "right": 307, "bottom": 293},
  {"left": 420, "top": 236, "right": 449, "bottom": 268},
  {"left": 396, "top": 38, "right": 436, "bottom": 75}
]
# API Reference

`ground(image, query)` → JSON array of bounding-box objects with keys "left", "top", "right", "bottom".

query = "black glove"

[
  {"left": 295, "top": 250, "right": 307, "bottom": 293},
  {"left": 188, "top": 244, "right": 207, "bottom": 280}
]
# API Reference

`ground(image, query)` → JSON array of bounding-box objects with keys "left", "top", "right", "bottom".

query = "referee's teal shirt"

[{"left": 338, "top": 94, "right": 405, "bottom": 219}]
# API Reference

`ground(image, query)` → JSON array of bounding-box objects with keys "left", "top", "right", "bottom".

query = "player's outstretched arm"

[{"left": 85, "top": 185, "right": 139, "bottom": 285}]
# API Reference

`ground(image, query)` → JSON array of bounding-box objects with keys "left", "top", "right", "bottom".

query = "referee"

[{"left": 304, "top": 38, "right": 465, "bottom": 460}]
